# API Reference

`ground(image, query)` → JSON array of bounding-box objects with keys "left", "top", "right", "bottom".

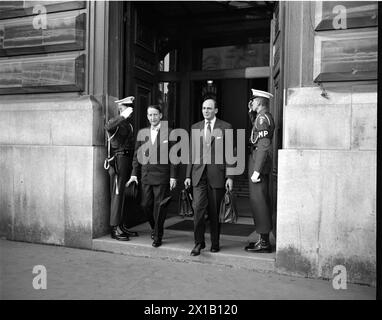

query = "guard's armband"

[{"left": 257, "top": 130, "right": 269, "bottom": 139}]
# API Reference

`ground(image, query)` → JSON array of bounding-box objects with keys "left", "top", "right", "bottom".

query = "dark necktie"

[{"left": 205, "top": 121, "right": 211, "bottom": 145}]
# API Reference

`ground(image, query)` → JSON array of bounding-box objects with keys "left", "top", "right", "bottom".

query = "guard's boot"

[
  {"left": 120, "top": 224, "right": 139, "bottom": 237},
  {"left": 244, "top": 238, "right": 272, "bottom": 253},
  {"left": 111, "top": 226, "right": 130, "bottom": 241}
]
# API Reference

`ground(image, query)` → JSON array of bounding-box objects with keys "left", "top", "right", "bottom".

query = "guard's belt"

[{"left": 114, "top": 150, "right": 130, "bottom": 156}]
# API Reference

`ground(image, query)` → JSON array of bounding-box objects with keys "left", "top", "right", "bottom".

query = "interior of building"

[{"left": 118, "top": 1, "right": 278, "bottom": 243}]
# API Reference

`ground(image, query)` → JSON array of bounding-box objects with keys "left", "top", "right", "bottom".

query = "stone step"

[{"left": 92, "top": 217, "right": 275, "bottom": 273}]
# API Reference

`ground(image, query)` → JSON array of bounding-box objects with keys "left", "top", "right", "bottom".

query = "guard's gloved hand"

[
  {"left": 251, "top": 171, "right": 261, "bottom": 183},
  {"left": 225, "top": 178, "right": 233, "bottom": 191},
  {"left": 184, "top": 178, "right": 191, "bottom": 189},
  {"left": 170, "top": 178, "right": 177, "bottom": 191},
  {"left": 126, "top": 175, "right": 138, "bottom": 186},
  {"left": 121, "top": 107, "right": 133, "bottom": 119}
]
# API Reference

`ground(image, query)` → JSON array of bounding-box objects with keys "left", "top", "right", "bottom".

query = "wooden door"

[
  {"left": 123, "top": 4, "right": 158, "bottom": 227},
  {"left": 124, "top": 4, "right": 157, "bottom": 130}
]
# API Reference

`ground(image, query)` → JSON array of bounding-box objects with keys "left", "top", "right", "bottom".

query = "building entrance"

[{"left": 120, "top": 1, "right": 280, "bottom": 239}]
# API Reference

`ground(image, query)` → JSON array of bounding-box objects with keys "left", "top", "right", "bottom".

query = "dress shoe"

[
  {"left": 210, "top": 245, "right": 220, "bottom": 253},
  {"left": 244, "top": 239, "right": 272, "bottom": 253},
  {"left": 119, "top": 224, "right": 139, "bottom": 237},
  {"left": 151, "top": 230, "right": 155, "bottom": 240},
  {"left": 111, "top": 227, "right": 130, "bottom": 241},
  {"left": 152, "top": 239, "right": 162, "bottom": 247},
  {"left": 190, "top": 243, "right": 205, "bottom": 256}
]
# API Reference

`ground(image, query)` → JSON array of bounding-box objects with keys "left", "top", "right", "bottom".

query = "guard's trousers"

[
  {"left": 248, "top": 154, "right": 272, "bottom": 234},
  {"left": 109, "top": 155, "right": 132, "bottom": 227}
]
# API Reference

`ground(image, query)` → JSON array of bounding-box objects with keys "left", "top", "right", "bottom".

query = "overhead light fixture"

[
  {"left": 207, "top": 80, "right": 213, "bottom": 85},
  {"left": 227, "top": 1, "right": 253, "bottom": 9}
]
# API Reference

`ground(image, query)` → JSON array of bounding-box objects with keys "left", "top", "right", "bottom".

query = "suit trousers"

[
  {"left": 140, "top": 183, "right": 170, "bottom": 241},
  {"left": 192, "top": 168, "right": 225, "bottom": 246},
  {"left": 248, "top": 155, "right": 272, "bottom": 234},
  {"left": 109, "top": 155, "right": 132, "bottom": 226}
]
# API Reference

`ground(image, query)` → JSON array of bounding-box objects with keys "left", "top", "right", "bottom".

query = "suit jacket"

[
  {"left": 132, "top": 123, "right": 177, "bottom": 185},
  {"left": 186, "top": 118, "right": 233, "bottom": 188}
]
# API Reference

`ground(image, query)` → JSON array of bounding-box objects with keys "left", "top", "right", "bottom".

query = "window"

[
  {"left": 158, "top": 49, "right": 177, "bottom": 72},
  {"left": 202, "top": 43, "right": 269, "bottom": 71},
  {"left": 313, "top": 1, "right": 378, "bottom": 82}
]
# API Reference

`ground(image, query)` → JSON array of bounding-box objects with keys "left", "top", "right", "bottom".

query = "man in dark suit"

[
  {"left": 104, "top": 96, "right": 139, "bottom": 241},
  {"left": 185, "top": 98, "right": 234, "bottom": 256},
  {"left": 127, "top": 105, "right": 177, "bottom": 247}
]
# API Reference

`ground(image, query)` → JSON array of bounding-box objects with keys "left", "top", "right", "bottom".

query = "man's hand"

[
  {"left": 170, "top": 178, "right": 177, "bottom": 191},
  {"left": 121, "top": 106, "right": 133, "bottom": 119},
  {"left": 126, "top": 175, "right": 138, "bottom": 187},
  {"left": 184, "top": 178, "right": 191, "bottom": 189},
  {"left": 250, "top": 171, "right": 261, "bottom": 183},
  {"left": 225, "top": 178, "right": 233, "bottom": 191}
]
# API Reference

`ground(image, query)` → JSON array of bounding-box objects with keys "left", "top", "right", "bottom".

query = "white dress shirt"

[{"left": 150, "top": 123, "right": 161, "bottom": 143}]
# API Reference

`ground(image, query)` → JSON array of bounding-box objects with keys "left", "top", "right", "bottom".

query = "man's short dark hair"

[
  {"left": 202, "top": 94, "right": 216, "bottom": 104},
  {"left": 147, "top": 104, "right": 162, "bottom": 113}
]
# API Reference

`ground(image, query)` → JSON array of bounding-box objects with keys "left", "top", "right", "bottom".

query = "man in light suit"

[
  {"left": 185, "top": 98, "right": 234, "bottom": 256},
  {"left": 127, "top": 105, "right": 177, "bottom": 247}
]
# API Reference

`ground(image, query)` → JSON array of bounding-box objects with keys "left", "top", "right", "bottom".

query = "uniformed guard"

[
  {"left": 245, "top": 89, "right": 275, "bottom": 253},
  {"left": 104, "top": 96, "right": 139, "bottom": 241}
]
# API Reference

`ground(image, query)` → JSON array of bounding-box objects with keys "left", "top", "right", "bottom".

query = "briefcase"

[
  {"left": 121, "top": 181, "right": 140, "bottom": 219},
  {"left": 124, "top": 181, "right": 139, "bottom": 202},
  {"left": 178, "top": 188, "right": 194, "bottom": 218},
  {"left": 219, "top": 190, "right": 238, "bottom": 223}
]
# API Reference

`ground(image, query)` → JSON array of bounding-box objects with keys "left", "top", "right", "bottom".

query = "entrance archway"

[{"left": 115, "top": 1, "right": 281, "bottom": 249}]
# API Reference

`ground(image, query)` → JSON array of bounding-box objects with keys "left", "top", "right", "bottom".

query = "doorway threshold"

[{"left": 92, "top": 216, "right": 275, "bottom": 273}]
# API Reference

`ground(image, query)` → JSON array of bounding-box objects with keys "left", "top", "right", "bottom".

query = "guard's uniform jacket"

[
  {"left": 105, "top": 115, "right": 135, "bottom": 157},
  {"left": 248, "top": 109, "right": 275, "bottom": 234},
  {"left": 105, "top": 114, "right": 135, "bottom": 227},
  {"left": 249, "top": 110, "right": 275, "bottom": 175}
]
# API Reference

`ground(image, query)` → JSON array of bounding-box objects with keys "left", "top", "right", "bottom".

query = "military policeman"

[
  {"left": 245, "top": 89, "right": 275, "bottom": 253},
  {"left": 104, "top": 96, "right": 139, "bottom": 241}
]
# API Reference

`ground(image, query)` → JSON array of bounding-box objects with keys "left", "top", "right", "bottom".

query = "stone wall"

[
  {"left": 0, "top": 95, "right": 110, "bottom": 249},
  {"left": 276, "top": 84, "right": 377, "bottom": 285}
]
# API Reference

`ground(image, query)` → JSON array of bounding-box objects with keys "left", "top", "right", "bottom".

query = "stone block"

[
  {"left": 351, "top": 104, "right": 377, "bottom": 150},
  {"left": 276, "top": 150, "right": 376, "bottom": 285},
  {"left": 351, "top": 83, "right": 377, "bottom": 104},
  {"left": 287, "top": 86, "right": 351, "bottom": 105},
  {"left": 0, "top": 95, "right": 104, "bottom": 146},
  {"left": 63, "top": 146, "right": 93, "bottom": 249},
  {"left": 284, "top": 104, "right": 351, "bottom": 149},
  {"left": 1, "top": 146, "right": 66, "bottom": 245},
  {"left": 0, "top": 145, "right": 108, "bottom": 249},
  {"left": 92, "top": 147, "right": 110, "bottom": 239}
]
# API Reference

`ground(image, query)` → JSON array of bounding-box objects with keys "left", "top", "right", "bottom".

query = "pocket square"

[
  {"left": 162, "top": 140, "right": 168, "bottom": 143},
  {"left": 216, "top": 136, "right": 222, "bottom": 140}
]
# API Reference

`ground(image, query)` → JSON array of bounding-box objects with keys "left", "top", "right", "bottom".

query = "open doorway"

[{"left": 120, "top": 1, "right": 278, "bottom": 246}]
